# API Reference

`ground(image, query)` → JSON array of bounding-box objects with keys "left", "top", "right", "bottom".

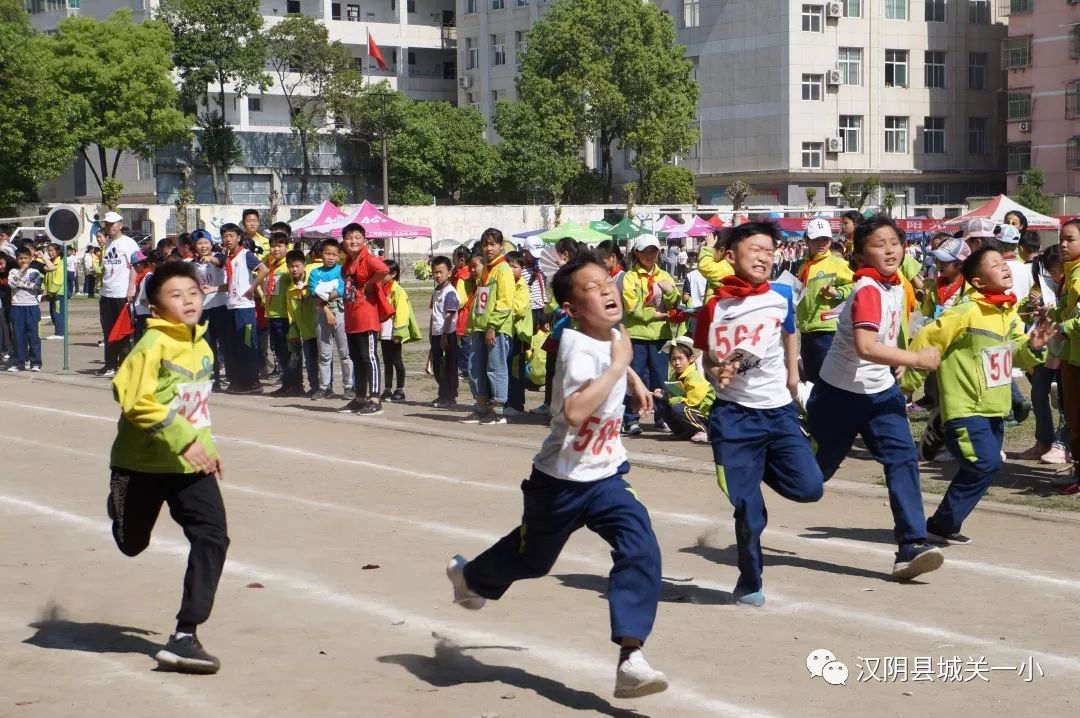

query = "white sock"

[{"left": 174, "top": 631, "right": 193, "bottom": 640}]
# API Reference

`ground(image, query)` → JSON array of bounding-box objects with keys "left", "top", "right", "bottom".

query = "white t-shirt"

[
  {"left": 1007, "top": 258, "right": 1033, "bottom": 304},
  {"left": 819, "top": 275, "right": 905, "bottom": 394},
  {"left": 65, "top": 254, "right": 79, "bottom": 272},
  {"left": 684, "top": 269, "right": 707, "bottom": 309},
  {"left": 83, "top": 252, "right": 94, "bottom": 271},
  {"left": 134, "top": 272, "right": 152, "bottom": 317},
  {"left": 430, "top": 282, "right": 460, "bottom": 336},
  {"left": 193, "top": 254, "right": 227, "bottom": 310},
  {"left": 226, "top": 248, "right": 260, "bottom": 310},
  {"left": 100, "top": 235, "right": 140, "bottom": 299},
  {"left": 693, "top": 283, "right": 796, "bottom": 409},
  {"left": 533, "top": 328, "right": 628, "bottom": 482}
]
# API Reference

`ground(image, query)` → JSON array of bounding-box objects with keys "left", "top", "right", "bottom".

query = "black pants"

[
  {"left": 0, "top": 303, "right": 13, "bottom": 357},
  {"left": 99, "top": 297, "right": 131, "bottom": 370},
  {"left": 83, "top": 274, "right": 96, "bottom": 298},
  {"left": 430, "top": 334, "right": 458, "bottom": 402},
  {"left": 382, "top": 339, "right": 404, "bottom": 391},
  {"left": 347, "top": 331, "right": 381, "bottom": 398},
  {"left": 109, "top": 468, "right": 229, "bottom": 631}
]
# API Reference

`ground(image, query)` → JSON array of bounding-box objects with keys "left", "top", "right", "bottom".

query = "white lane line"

[
  {"left": 0, "top": 491, "right": 781, "bottom": 718},
  {"left": 9, "top": 400, "right": 1077, "bottom": 593},
  {"left": 8, "top": 435, "right": 1080, "bottom": 679}
]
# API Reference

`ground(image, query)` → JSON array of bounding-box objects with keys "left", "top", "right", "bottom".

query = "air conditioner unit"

[
  {"left": 826, "top": 69, "right": 842, "bottom": 86},
  {"left": 826, "top": 1, "right": 844, "bottom": 18},
  {"left": 1017, "top": 173, "right": 1027, "bottom": 185},
  {"left": 827, "top": 181, "right": 843, "bottom": 198},
  {"left": 459, "top": 75, "right": 472, "bottom": 89},
  {"left": 825, "top": 136, "right": 843, "bottom": 153},
  {"left": 1019, "top": 120, "right": 1031, "bottom": 133}
]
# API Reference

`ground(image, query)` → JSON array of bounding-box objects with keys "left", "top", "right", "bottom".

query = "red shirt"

[{"left": 343, "top": 249, "right": 389, "bottom": 333}]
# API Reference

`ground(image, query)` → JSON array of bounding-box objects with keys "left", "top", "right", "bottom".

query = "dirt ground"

[{"left": 1, "top": 297, "right": 1077, "bottom": 717}]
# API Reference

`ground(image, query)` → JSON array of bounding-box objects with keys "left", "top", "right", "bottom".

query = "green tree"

[
  {"left": 644, "top": 165, "right": 696, "bottom": 204},
  {"left": 195, "top": 112, "right": 243, "bottom": 203},
  {"left": 516, "top": 0, "right": 698, "bottom": 200},
  {"left": 838, "top": 174, "right": 880, "bottom": 210},
  {"left": 1015, "top": 167, "right": 1053, "bottom": 215},
  {"left": 493, "top": 99, "right": 581, "bottom": 203},
  {"left": 0, "top": 0, "right": 78, "bottom": 205},
  {"left": 725, "top": 180, "right": 752, "bottom": 211},
  {"left": 40, "top": 10, "right": 190, "bottom": 204},
  {"left": 266, "top": 15, "right": 365, "bottom": 203},
  {"left": 158, "top": 0, "right": 268, "bottom": 203}
]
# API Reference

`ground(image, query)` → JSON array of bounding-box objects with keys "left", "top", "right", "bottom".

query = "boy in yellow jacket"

[
  {"left": 504, "top": 251, "right": 535, "bottom": 415},
  {"left": 796, "top": 218, "right": 854, "bottom": 381},
  {"left": 1052, "top": 220, "right": 1080, "bottom": 493},
  {"left": 107, "top": 261, "right": 229, "bottom": 675},
  {"left": 464, "top": 228, "right": 517, "bottom": 425},
  {"left": 380, "top": 259, "right": 422, "bottom": 403},
  {"left": 902, "top": 247, "right": 1052, "bottom": 540},
  {"left": 282, "top": 249, "right": 318, "bottom": 396}
]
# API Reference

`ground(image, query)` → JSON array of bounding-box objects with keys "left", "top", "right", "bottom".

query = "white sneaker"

[
  {"left": 1040, "top": 443, "right": 1069, "bottom": 465},
  {"left": 446, "top": 555, "right": 486, "bottom": 610},
  {"left": 529, "top": 403, "right": 550, "bottom": 417},
  {"left": 796, "top": 381, "right": 814, "bottom": 412},
  {"left": 46, "top": 335, "right": 64, "bottom": 341},
  {"left": 614, "top": 650, "right": 668, "bottom": 699},
  {"left": 689, "top": 431, "right": 709, "bottom": 444}
]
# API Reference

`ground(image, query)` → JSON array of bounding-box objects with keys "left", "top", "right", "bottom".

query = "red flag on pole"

[
  {"left": 107, "top": 302, "right": 135, "bottom": 343},
  {"left": 367, "top": 31, "right": 387, "bottom": 71}
]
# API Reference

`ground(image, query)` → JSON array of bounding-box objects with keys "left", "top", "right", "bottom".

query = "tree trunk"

[
  {"left": 299, "top": 129, "right": 310, "bottom": 203},
  {"left": 80, "top": 148, "right": 103, "bottom": 191},
  {"left": 210, "top": 164, "right": 220, "bottom": 204},
  {"left": 600, "top": 133, "right": 613, "bottom": 203},
  {"left": 110, "top": 150, "right": 123, "bottom": 180},
  {"left": 97, "top": 145, "right": 110, "bottom": 181},
  {"left": 218, "top": 77, "right": 231, "bottom": 205}
]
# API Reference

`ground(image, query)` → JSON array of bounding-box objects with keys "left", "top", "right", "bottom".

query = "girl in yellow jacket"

[
  {"left": 504, "top": 251, "right": 535, "bottom": 414},
  {"left": 622, "top": 234, "right": 682, "bottom": 435},
  {"left": 379, "top": 259, "right": 422, "bottom": 403}
]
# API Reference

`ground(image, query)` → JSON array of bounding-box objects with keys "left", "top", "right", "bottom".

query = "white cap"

[
  {"left": 997, "top": 224, "right": 1021, "bottom": 245},
  {"left": 522, "top": 236, "right": 544, "bottom": 253},
  {"left": 102, "top": 211, "right": 123, "bottom": 223},
  {"left": 806, "top": 218, "right": 833, "bottom": 240},
  {"left": 963, "top": 217, "right": 997, "bottom": 240},
  {"left": 635, "top": 234, "right": 661, "bottom": 251}
]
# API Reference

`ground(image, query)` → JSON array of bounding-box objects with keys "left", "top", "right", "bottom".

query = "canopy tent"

[
  {"left": 290, "top": 201, "right": 347, "bottom": 234},
  {"left": 652, "top": 215, "right": 684, "bottom": 234},
  {"left": 590, "top": 220, "right": 614, "bottom": 233},
  {"left": 538, "top": 222, "right": 610, "bottom": 244},
  {"left": 512, "top": 228, "right": 545, "bottom": 239},
  {"left": 678, "top": 216, "right": 717, "bottom": 238},
  {"left": 604, "top": 216, "right": 647, "bottom": 241},
  {"left": 707, "top": 215, "right": 727, "bottom": 229},
  {"left": 297, "top": 200, "right": 433, "bottom": 238},
  {"left": 943, "top": 194, "right": 1060, "bottom": 231}
]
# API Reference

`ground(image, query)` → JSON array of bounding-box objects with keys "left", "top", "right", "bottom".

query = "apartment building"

[
  {"left": 26, "top": 0, "right": 458, "bottom": 205},
  {"left": 1002, "top": 0, "right": 1080, "bottom": 197}
]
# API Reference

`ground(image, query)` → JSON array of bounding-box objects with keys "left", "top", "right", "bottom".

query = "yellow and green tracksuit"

[
  {"left": 466, "top": 257, "right": 515, "bottom": 336},
  {"left": 659, "top": 364, "right": 716, "bottom": 437},
  {"left": 387, "top": 280, "right": 422, "bottom": 343},
  {"left": 512, "top": 276, "right": 534, "bottom": 343},
  {"left": 696, "top": 247, "right": 734, "bottom": 297},
  {"left": 622, "top": 265, "right": 683, "bottom": 341},
  {"left": 110, "top": 318, "right": 218, "bottom": 474},
  {"left": 264, "top": 256, "right": 290, "bottom": 320},
  {"left": 795, "top": 252, "right": 854, "bottom": 333},
  {"left": 1051, "top": 258, "right": 1080, "bottom": 367},
  {"left": 285, "top": 273, "right": 317, "bottom": 342}
]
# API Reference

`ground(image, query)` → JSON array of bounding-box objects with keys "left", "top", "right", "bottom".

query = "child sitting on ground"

[{"left": 653, "top": 337, "right": 714, "bottom": 444}]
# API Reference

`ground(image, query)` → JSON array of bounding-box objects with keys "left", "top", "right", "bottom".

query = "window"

[
  {"left": 491, "top": 35, "right": 506, "bottom": 65},
  {"left": 1068, "top": 137, "right": 1080, "bottom": 170},
  {"left": 925, "top": 0, "right": 946, "bottom": 21},
  {"left": 923, "top": 116, "right": 945, "bottom": 154},
  {"left": 465, "top": 37, "right": 478, "bottom": 69},
  {"left": 925, "top": 51, "right": 946, "bottom": 88},
  {"left": 885, "top": 116, "right": 909, "bottom": 153},
  {"left": 346, "top": 3, "right": 359, "bottom": 21},
  {"left": 1006, "top": 89, "right": 1032, "bottom": 121},
  {"left": 491, "top": 0, "right": 504, "bottom": 8},
  {"left": 968, "top": 0, "right": 990, "bottom": 22},
  {"left": 802, "top": 73, "right": 824, "bottom": 100},
  {"left": 968, "top": 117, "right": 989, "bottom": 154},
  {"left": 885, "top": 50, "right": 908, "bottom": 87},
  {"left": 466, "top": 0, "right": 476, "bottom": 13},
  {"left": 515, "top": 31, "right": 526, "bottom": 60},
  {"left": 802, "top": 4, "right": 823, "bottom": 32},
  {"left": 839, "top": 115, "right": 862, "bottom": 153},
  {"left": 1009, "top": 0, "right": 1033, "bottom": 12},
  {"left": 517, "top": 0, "right": 529, "bottom": 5},
  {"left": 838, "top": 47, "right": 862, "bottom": 85},
  {"left": 331, "top": 2, "right": 341, "bottom": 20},
  {"left": 885, "top": 0, "right": 908, "bottom": 19},
  {"left": 1007, "top": 142, "right": 1032, "bottom": 172},
  {"left": 683, "top": 0, "right": 701, "bottom": 27},
  {"left": 1002, "top": 36, "right": 1032, "bottom": 70},
  {"left": 407, "top": 0, "right": 415, "bottom": 11},
  {"left": 802, "top": 142, "right": 823, "bottom": 168},
  {"left": 922, "top": 183, "right": 946, "bottom": 204},
  {"left": 844, "top": 0, "right": 861, "bottom": 16},
  {"left": 968, "top": 52, "right": 988, "bottom": 89},
  {"left": 1070, "top": 26, "right": 1080, "bottom": 60},
  {"left": 247, "top": 97, "right": 262, "bottom": 112},
  {"left": 286, "top": 0, "right": 300, "bottom": 14},
  {"left": 1067, "top": 80, "right": 1080, "bottom": 119}
]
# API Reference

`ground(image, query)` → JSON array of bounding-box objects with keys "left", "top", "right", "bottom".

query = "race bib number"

[
  {"left": 981, "top": 345, "right": 1012, "bottom": 388},
  {"left": 571, "top": 415, "right": 623, "bottom": 456},
  {"left": 710, "top": 321, "right": 778, "bottom": 362},
  {"left": 475, "top": 286, "right": 492, "bottom": 314},
  {"left": 175, "top": 381, "right": 213, "bottom": 429}
]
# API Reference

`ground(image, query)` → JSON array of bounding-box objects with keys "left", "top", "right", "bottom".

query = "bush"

[
  {"left": 645, "top": 165, "right": 696, "bottom": 204},
  {"left": 413, "top": 260, "right": 431, "bottom": 280}
]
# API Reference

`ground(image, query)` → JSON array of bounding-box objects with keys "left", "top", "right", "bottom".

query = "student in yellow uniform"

[
  {"left": 653, "top": 337, "right": 715, "bottom": 444},
  {"left": 283, "top": 249, "right": 318, "bottom": 396},
  {"left": 504, "top": 251, "right": 535, "bottom": 415},
  {"left": 379, "top": 259, "right": 422, "bottom": 403},
  {"left": 796, "top": 218, "right": 854, "bottom": 382},
  {"left": 463, "top": 229, "right": 516, "bottom": 424}
]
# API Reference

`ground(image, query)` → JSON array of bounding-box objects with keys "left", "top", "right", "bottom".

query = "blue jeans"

[
  {"left": 625, "top": 339, "right": 667, "bottom": 426},
  {"left": 10, "top": 305, "right": 42, "bottom": 367},
  {"left": 807, "top": 380, "right": 927, "bottom": 546},
  {"left": 224, "top": 307, "right": 259, "bottom": 388},
  {"left": 931, "top": 416, "right": 1004, "bottom": 534},
  {"left": 468, "top": 332, "right": 510, "bottom": 404},
  {"left": 48, "top": 295, "right": 64, "bottom": 336},
  {"left": 1030, "top": 364, "right": 1068, "bottom": 447},
  {"left": 709, "top": 400, "right": 824, "bottom": 592},
  {"left": 67, "top": 271, "right": 77, "bottom": 298},
  {"left": 800, "top": 331, "right": 835, "bottom": 383},
  {"left": 463, "top": 463, "right": 661, "bottom": 644}
]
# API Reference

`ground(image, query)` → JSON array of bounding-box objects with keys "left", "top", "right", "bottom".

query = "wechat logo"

[{"left": 807, "top": 649, "right": 848, "bottom": 686}]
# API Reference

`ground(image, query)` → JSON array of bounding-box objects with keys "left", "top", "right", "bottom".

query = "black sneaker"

[
  {"left": 917, "top": 409, "right": 945, "bottom": 462},
  {"left": 310, "top": 388, "right": 333, "bottom": 401},
  {"left": 479, "top": 411, "right": 507, "bottom": 425},
  {"left": 211, "top": 381, "right": 223, "bottom": 393},
  {"left": 106, "top": 493, "right": 116, "bottom": 521},
  {"left": 388, "top": 389, "right": 406, "bottom": 403},
  {"left": 155, "top": 634, "right": 220, "bottom": 674},
  {"left": 892, "top": 543, "right": 945, "bottom": 580},
  {"left": 379, "top": 389, "right": 392, "bottom": 401},
  {"left": 95, "top": 366, "right": 113, "bottom": 377},
  {"left": 337, "top": 398, "right": 365, "bottom": 414},
  {"left": 1013, "top": 401, "right": 1032, "bottom": 424},
  {"left": 925, "top": 527, "right": 972, "bottom": 546},
  {"left": 624, "top": 423, "right": 643, "bottom": 436},
  {"left": 356, "top": 401, "right": 384, "bottom": 416},
  {"left": 228, "top": 382, "right": 262, "bottom": 395}
]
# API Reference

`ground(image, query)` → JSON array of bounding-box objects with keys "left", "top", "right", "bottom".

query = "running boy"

[
  {"left": 902, "top": 247, "right": 1053, "bottom": 542},
  {"left": 107, "top": 261, "right": 229, "bottom": 674},
  {"left": 429, "top": 255, "right": 461, "bottom": 408},
  {"left": 694, "top": 222, "right": 824, "bottom": 605},
  {"left": 447, "top": 255, "right": 667, "bottom": 699},
  {"left": 806, "top": 216, "right": 945, "bottom": 579}
]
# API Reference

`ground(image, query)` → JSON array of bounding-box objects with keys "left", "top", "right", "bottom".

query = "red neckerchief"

[
  {"left": 266, "top": 256, "right": 284, "bottom": 296},
  {"left": 980, "top": 291, "right": 1016, "bottom": 308},
  {"left": 454, "top": 266, "right": 470, "bottom": 283},
  {"left": 481, "top": 255, "right": 506, "bottom": 285},
  {"left": 854, "top": 267, "right": 900, "bottom": 286},
  {"left": 1001, "top": 252, "right": 1016, "bottom": 261},
  {"left": 936, "top": 276, "right": 964, "bottom": 305},
  {"left": 798, "top": 251, "right": 831, "bottom": 285},
  {"left": 713, "top": 275, "right": 770, "bottom": 300},
  {"left": 635, "top": 266, "right": 657, "bottom": 304},
  {"left": 224, "top": 245, "right": 243, "bottom": 286},
  {"left": 609, "top": 266, "right": 621, "bottom": 278}
]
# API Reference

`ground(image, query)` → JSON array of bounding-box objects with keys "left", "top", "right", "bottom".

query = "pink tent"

[
  {"left": 298, "top": 200, "right": 433, "bottom": 238},
  {"left": 679, "top": 216, "right": 717, "bottom": 237},
  {"left": 943, "top": 194, "right": 1060, "bottom": 231},
  {"left": 653, "top": 215, "right": 684, "bottom": 233},
  {"left": 291, "top": 201, "right": 347, "bottom": 235}
]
